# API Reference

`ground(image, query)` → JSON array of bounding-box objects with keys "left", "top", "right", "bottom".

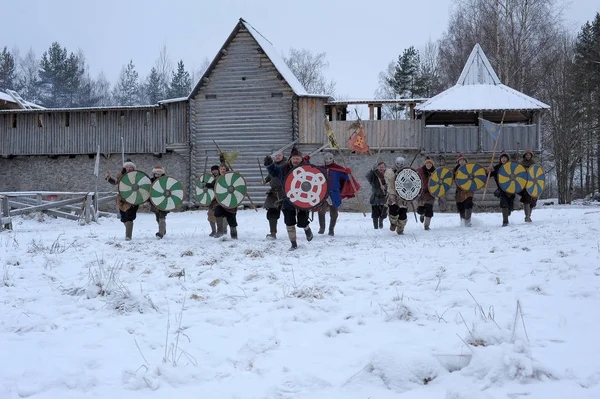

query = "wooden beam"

[{"left": 369, "top": 105, "right": 374, "bottom": 120}]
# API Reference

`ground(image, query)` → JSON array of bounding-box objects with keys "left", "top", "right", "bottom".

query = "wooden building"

[{"left": 188, "top": 18, "right": 330, "bottom": 205}]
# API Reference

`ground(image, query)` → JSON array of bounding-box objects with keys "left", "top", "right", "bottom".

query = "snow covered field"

[{"left": 1, "top": 205, "right": 599, "bottom": 398}]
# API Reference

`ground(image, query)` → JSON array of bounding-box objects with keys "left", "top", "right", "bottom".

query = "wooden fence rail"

[{"left": 0, "top": 191, "right": 117, "bottom": 230}]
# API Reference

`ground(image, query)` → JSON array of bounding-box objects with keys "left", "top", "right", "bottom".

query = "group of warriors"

[
  {"left": 104, "top": 144, "right": 544, "bottom": 246},
  {"left": 366, "top": 148, "right": 544, "bottom": 232}
]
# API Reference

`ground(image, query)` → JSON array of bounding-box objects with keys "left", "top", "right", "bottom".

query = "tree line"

[{"left": 0, "top": 43, "right": 206, "bottom": 108}]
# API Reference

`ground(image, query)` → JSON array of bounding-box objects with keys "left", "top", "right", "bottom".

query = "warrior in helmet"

[
  {"left": 264, "top": 146, "right": 314, "bottom": 250},
  {"left": 519, "top": 149, "right": 537, "bottom": 223},
  {"left": 105, "top": 159, "right": 139, "bottom": 241},
  {"left": 149, "top": 165, "right": 169, "bottom": 238},
  {"left": 366, "top": 160, "right": 388, "bottom": 229},
  {"left": 383, "top": 156, "right": 411, "bottom": 234},
  {"left": 416, "top": 156, "right": 436, "bottom": 230},
  {"left": 454, "top": 154, "right": 474, "bottom": 227},
  {"left": 316, "top": 152, "right": 351, "bottom": 236},
  {"left": 262, "top": 151, "right": 287, "bottom": 239}
]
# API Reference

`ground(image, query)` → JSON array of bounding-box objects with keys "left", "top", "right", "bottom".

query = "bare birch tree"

[{"left": 283, "top": 48, "right": 336, "bottom": 96}]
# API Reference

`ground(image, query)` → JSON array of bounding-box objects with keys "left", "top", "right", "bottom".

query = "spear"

[
  {"left": 257, "top": 157, "right": 265, "bottom": 184},
  {"left": 213, "top": 140, "right": 257, "bottom": 211}
]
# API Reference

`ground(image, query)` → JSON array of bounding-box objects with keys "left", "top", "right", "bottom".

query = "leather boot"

[
  {"left": 328, "top": 214, "right": 337, "bottom": 236},
  {"left": 396, "top": 219, "right": 407, "bottom": 235},
  {"left": 223, "top": 218, "right": 228, "bottom": 235},
  {"left": 125, "top": 221, "right": 133, "bottom": 241},
  {"left": 524, "top": 204, "right": 532, "bottom": 223},
  {"left": 156, "top": 218, "right": 166, "bottom": 239},
  {"left": 502, "top": 209, "right": 509, "bottom": 226},
  {"left": 459, "top": 210, "right": 465, "bottom": 226},
  {"left": 318, "top": 213, "right": 326, "bottom": 234},
  {"left": 373, "top": 218, "right": 379, "bottom": 229},
  {"left": 266, "top": 218, "right": 277, "bottom": 239},
  {"left": 464, "top": 209, "right": 472, "bottom": 227},
  {"left": 287, "top": 226, "right": 297, "bottom": 250},
  {"left": 378, "top": 217, "right": 384, "bottom": 229},
  {"left": 420, "top": 214, "right": 425, "bottom": 223},
  {"left": 424, "top": 217, "right": 431, "bottom": 230},
  {"left": 215, "top": 217, "right": 224, "bottom": 237},
  {"left": 389, "top": 215, "right": 398, "bottom": 232},
  {"left": 230, "top": 226, "right": 238, "bottom": 239},
  {"left": 209, "top": 221, "right": 217, "bottom": 237},
  {"left": 305, "top": 227, "right": 314, "bottom": 241}
]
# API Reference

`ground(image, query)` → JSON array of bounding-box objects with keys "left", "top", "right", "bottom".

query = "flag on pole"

[
  {"left": 348, "top": 125, "right": 369, "bottom": 153},
  {"left": 480, "top": 118, "right": 502, "bottom": 142},
  {"left": 324, "top": 119, "right": 339, "bottom": 149},
  {"left": 93, "top": 145, "right": 100, "bottom": 177}
]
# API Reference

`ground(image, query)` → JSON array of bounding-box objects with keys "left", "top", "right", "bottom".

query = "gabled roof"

[
  {"left": 416, "top": 44, "right": 549, "bottom": 112},
  {"left": 189, "top": 18, "right": 330, "bottom": 99}
]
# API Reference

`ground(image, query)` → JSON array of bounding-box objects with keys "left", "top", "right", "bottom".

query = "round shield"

[
  {"left": 284, "top": 165, "right": 328, "bottom": 210},
  {"left": 118, "top": 171, "right": 151, "bottom": 205},
  {"left": 195, "top": 173, "right": 216, "bottom": 206},
  {"left": 395, "top": 168, "right": 422, "bottom": 201},
  {"left": 428, "top": 167, "right": 454, "bottom": 197},
  {"left": 497, "top": 161, "right": 528, "bottom": 194},
  {"left": 455, "top": 163, "right": 488, "bottom": 192},
  {"left": 526, "top": 164, "right": 545, "bottom": 197},
  {"left": 214, "top": 171, "right": 247, "bottom": 208},
  {"left": 150, "top": 176, "right": 184, "bottom": 211}
]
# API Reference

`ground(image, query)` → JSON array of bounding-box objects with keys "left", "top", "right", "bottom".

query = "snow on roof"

[
  {"left": 416, "top": 44, "right": 549, "bottom": 112},
  {"left": 0, "top": 91, "right": 13, "bottom": 102},
  {"left": 158, "top": 97, "right": 188, "bottom": 105},
  {"left": 0, "top": 91, "right": 45, "bottom": 109},
  {"left": 240, "top": 19, "right": 310, "bottom": 97}
]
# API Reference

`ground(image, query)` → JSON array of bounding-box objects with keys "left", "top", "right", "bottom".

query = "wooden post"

[
  {"left": 85, "top": 193, "right": 93, "bottom": 223},
  {"left": 1, "top": 195, "right": 12, "bottom": 230},
  {"left": 369, "top": 105, "right": 374, "bottom": 120}
]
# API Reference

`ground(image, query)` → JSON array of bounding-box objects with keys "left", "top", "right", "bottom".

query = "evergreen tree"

[
  {"left": 112, "top": 60, "right": 140, "bottom": 106},
  {"left": 384, "top": 46, "right": 435, "bottom": 116},
  {"left": 0, "top": 46, "right": 17, "bottom": 92},
  {"left": 38, "top": 42, "right": 85, "bottom": 107},
  {"left": 168, "top": 60, "right": 191, "bottom": 98},
  {"left": 145, "top": 67, "right": 162, "bottom": 104}
]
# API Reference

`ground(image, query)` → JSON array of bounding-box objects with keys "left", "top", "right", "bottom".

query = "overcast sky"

[{"left": 3, "top": 0, "right": 598, "bottom": 101}]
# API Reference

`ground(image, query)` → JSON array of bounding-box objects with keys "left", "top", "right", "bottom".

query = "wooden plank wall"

[
  {"left": 164, "top": 101, "right": 188, "bottom": 144},
  {"left": 311, "top": 120, "right": 424, "bottom": 149},
  {"left": 0, "top": 108, "right": 171, "bottom": 155},
  {"left": 424, "top": 124, "right": 538, "bottom": 153},
  {"left": 297, "top": 97, "right": 327, "bottom": 143}
]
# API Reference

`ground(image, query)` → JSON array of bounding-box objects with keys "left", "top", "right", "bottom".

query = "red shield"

[{"left": 284, "top": 165, "right": 329, "bottom": 210}]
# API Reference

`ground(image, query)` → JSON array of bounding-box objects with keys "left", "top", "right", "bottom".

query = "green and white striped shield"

[
  {"left": 195, "top": 173, "right": 216, "bottom": 206},
  {"left": 215, "top": 171, "right": 247, "bottom": 209},
  {"left": 118, "top": 171, "right": 152, "bottom": 205},
  {"left": 150, "top": 176, "right": 184, "bottom": 211}
]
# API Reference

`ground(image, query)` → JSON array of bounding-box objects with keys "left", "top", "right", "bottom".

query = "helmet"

[
  {"left": 324, "top": 153, "right": 334, "bottom": 165},
  {"left": 395, "top": 156, "right": 406, "bottom": 168}
]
